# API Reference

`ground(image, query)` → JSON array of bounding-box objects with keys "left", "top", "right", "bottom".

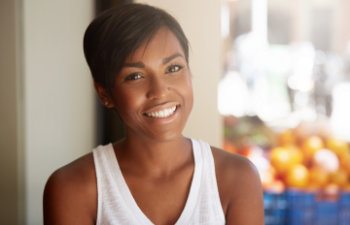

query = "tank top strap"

[{"left": 189, "top": 139, "right": 226, "bottom": 224}]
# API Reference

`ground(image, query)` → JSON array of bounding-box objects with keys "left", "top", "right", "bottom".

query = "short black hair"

[{"left": 83, "top": 3, "right": 189, "bottom": 93}]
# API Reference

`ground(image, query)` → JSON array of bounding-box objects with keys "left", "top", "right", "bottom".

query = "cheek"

[
  {"left": 112, "top": 89, "right": 143, "bottom": 116},
  {"left": 182, "top": 76, "right": 194, "bottom": 112}
]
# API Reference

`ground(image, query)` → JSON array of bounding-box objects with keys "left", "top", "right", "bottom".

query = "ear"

[{"left": 94, "top": 82, "right": 115, "bottom": 108}]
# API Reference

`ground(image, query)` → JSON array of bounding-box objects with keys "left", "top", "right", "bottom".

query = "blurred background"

[
  {"left": 219, "top": 0, "right": 350, "bottom": 224},
  {"left": 1, "top": 0, "right": 349, "bottom": 224}
]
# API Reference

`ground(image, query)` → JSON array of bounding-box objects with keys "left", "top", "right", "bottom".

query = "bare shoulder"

[
  {"left": 211, "top": 146, "right": 260, "bottom": 186},
  {"left": 43, "top": 153, "right": 97, "bottom": 225},
  {"left": 211, "top": 146, "right": 264, "bottom": 225}
]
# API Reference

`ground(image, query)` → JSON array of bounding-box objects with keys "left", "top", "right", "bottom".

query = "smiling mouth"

[{"left": 144, "top": 105, "right": 177, "bottom": 118}]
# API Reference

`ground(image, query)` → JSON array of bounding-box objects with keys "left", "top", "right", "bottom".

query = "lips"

[{"left": 144, "top": 105, "right": 177, "bottom": 118}]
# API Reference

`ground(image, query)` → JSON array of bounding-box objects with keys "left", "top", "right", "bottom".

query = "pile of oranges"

[{"left": 261, "top": 129, "right": 350, "bottom": 193}]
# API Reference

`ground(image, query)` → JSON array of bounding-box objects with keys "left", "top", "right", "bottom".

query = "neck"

[{"left": 114, "top": 135, "right": 193, "bottom": 177}]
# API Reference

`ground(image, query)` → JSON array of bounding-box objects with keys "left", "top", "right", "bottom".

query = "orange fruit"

[
  {"left": 340, "top": 152, "right": 350, "bottom": 174},
  {"left": 302, "top": 136, "right": 324, "bottom": 162},
  {"left": 222, "top": 140, "right": 236, "bottom": 154},
  {"left": 309, "top": 167, "right": 330, "bottom": 188},
  {"left": 326, "top": 137, "right": 349, "bottom": 157},
  {"left": 289, "top": 145, "right": 303, "bottom": 165},
  {"left": 342, "top": 183, "right": 350, "bottom": 191},
  {"left": 286, "top": 164, "right": 309, "bottom": 188},
  {"left": 261, "top": 166, "right": 276, "bottom": 188},
  {"left": 313, "top": 149, "right": 339, "bottom": 172},
  {"left": 278, "top": 129, "right": 296, "bottom": 146},
  {"left": 324, "top": 183, "right": 340, "bottom": 195},
  {"left": 268, "top": 180, "right": 285, "bottom": 193},
  {"left": 331, "top": 169, "right": 349, "bottom": 187},
  {"left": 270, "top": 146, "right": 303, "bottom": 175},
  {"left": 238, "top": 145, "right": 253, "bottom": 157}
]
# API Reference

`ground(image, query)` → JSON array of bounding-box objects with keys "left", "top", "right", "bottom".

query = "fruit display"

[
  {"left": 222, "top": 116, "right": 350, "bottom": 193},
  {"left": 266, "top": 130, "right": 349, "bottom": 192},
  {"left": 223, "top": 116, "right": 350, "bottom": 224}
]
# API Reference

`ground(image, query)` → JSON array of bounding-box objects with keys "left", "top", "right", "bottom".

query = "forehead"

[{"left": 125, "top": 27, "right": 185, "bottom": 63}]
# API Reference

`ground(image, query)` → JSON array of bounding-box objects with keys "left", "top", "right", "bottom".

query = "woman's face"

[{"left": 109, "top": 27, "right": 193, "bottom": 141}]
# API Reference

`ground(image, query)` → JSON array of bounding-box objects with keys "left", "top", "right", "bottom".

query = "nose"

[{"left": 146, "top": 76, "right": 169, "bottom": 99}]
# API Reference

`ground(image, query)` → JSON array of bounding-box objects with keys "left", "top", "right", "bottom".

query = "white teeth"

[{"left": 146, "top": 106, "right": 177, "bottom": 118}]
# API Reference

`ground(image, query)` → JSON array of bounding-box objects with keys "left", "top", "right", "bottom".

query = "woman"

[{"left": 43, "top": 3, "right": 264, "bottom": 225}]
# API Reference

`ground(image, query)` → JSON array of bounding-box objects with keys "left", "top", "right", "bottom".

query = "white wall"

[
  {"left": 22, "top": 1, "right": 95, "bottom": 224},
  {"left": 136, "top": 0, "right": 223, "bottom": 147}
]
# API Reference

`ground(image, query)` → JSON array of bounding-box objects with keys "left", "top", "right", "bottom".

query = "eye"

[
  {"left": 166, "top": 64, "right": 183, "bottom": 73},
  {"left": 125, "top": 73, "right": 143, "bottom": 81}
]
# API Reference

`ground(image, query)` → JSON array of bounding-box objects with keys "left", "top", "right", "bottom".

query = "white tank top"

[{"left": 92, "top": 138, "right": 226, "bottom": 225}]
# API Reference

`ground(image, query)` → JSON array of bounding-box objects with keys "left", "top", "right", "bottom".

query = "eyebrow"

[
  {"left": 162, "top": 53, "right": 183, "bottom": 64},
  {"left": 123, "top": 53, "right": 184, "bottom": 68},
  {"left": 123, "top": 62, "right": 145, "bottom": 68}
]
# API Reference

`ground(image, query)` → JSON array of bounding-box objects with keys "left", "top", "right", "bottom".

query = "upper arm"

[
  {"left": 43, "top": 157, "right": 96, "bottom": 225},
  {"left": 225, "top": 159, "right": 264, "bottom": 225},
  {"left": 213, "top": 148, "right": 264, "bottom": 225}
]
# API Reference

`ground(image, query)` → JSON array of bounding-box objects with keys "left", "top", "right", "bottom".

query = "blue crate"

[
  {"left": 339, "top": 192, "right": 350, "bottom": 225},
  {"left": 264, "top": 190, "right": 350, "bottom": 225},
  {"left": 264, "top": 191, "right": 288, "bottom": 225},
  {"left": 316, "top": 200, "right": 339, "bottom": 225},
  {"left": 286, "top": 190, "right": 316, "bottom": 225}
]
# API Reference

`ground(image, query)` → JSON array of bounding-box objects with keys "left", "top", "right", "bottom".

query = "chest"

[{"left": 124, "top": 170, "right": 194, "bottom": 225}]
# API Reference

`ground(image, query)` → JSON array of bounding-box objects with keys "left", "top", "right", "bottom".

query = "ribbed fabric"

[{"left": 92, "top": 139, "right": 226, "bottom": 225}]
